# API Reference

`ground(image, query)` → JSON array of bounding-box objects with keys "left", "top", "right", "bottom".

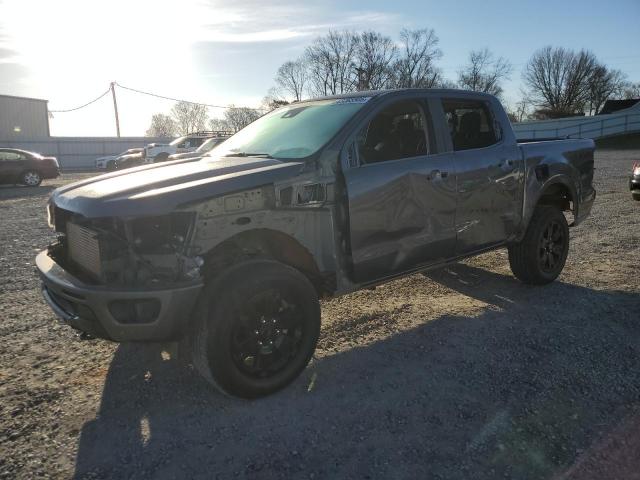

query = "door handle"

[{"left": 427, "top": 169, "right": 448, "bottom": 181}]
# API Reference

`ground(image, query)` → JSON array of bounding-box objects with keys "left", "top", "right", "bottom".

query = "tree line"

[
  {"left": 146, "top": 102, "right": 263, "bottom": 137},
  {"left": 268, "top": 29, "right": 638, "bottom": 121},
  {"left": 147, "top": 27, "right": 640, "bottom": 136}
]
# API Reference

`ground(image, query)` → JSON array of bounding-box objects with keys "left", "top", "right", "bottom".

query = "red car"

[
  {"left": 0, "top": 148, "right": 59, "bottom": 186},
  {"left": 631, "top": 163, "right": 640, "bottom": 201}
]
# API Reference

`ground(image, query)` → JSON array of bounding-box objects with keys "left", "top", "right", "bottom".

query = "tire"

[
  {"left": 21, "top": 170, "right": 42, "bottom": 187},
  {"left": 187, "top": 259, "right": 321, "bottom": 398},
  {"left": 154, "top": 153, "right": 169, "bottom": 163},
  {"left": 508, "top": 205, "right": 569, "bottom": 285},
  {"left": 632, "top": 192, "right": 640, "bottom": 202}
]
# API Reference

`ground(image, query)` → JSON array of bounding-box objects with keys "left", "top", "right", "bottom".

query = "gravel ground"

[{"left": 1, "top": 151, "right": 639, "bottom": 480}]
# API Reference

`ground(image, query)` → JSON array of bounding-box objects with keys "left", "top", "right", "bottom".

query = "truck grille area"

[{"left": 66, "top": 222, "right": 102, "bottom": 278}]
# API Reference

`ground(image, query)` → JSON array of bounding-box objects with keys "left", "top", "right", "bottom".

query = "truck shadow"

[{"left": 74, "top": 267, "right": 640, "bottom": 479}]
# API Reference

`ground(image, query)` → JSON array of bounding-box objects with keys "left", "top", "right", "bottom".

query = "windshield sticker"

[{"left": 333, "top": 97, "right": 371, "bottom": 104}]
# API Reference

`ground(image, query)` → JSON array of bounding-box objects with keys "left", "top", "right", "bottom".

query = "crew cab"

[{"left": 36, "top": 89, "right": 595, "bottom": 398}]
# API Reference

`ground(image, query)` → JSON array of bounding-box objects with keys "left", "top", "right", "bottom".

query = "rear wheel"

[
  {"left": 21, "top": 170, "right": 42, "bottom": 187},
  {"left": 508, "top": 205, "right": 569, "bottom": 285},
  {"left": 187, "top": 260, "right": 320, "bottom": 398}
]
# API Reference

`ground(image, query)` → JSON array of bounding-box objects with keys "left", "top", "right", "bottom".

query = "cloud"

[
  {"left": 202, "top": 28, "right": 306, "bottom": 43},
  {"left": 196, "top": 2, "right": 406, "bottom": 44}
]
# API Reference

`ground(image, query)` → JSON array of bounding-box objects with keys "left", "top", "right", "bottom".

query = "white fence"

[
  {"left": 0, "top": 136, "right": 171, "bottom": 171},
  {"left": 512, "top": 102, "right": 640, "bottom": 141}
]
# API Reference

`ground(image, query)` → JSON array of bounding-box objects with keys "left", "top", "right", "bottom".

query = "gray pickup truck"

[{"left": 37, "top": 89, "right": 595, "bottom": 398}]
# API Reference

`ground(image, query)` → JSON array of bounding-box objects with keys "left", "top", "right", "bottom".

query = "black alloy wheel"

[
  {"left": 230, "top": 289, "right": 305, "bottom": 379},
  {"left": 537, "top": 219, "right": 567, "bottom": 274}
]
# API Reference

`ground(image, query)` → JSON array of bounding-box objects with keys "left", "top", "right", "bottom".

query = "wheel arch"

[
  {"left": 201, "top": 228, "right": 325, "bottom": 294},
  {"left": 536, "top": 178, "right": 576, "bottom": 214},
  {"left": 522, "top": 175, "right": 577, "bottom": 232}
]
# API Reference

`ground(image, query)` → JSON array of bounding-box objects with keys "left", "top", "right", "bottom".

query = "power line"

[
  {"left": 48, "top": 88, "right": 111, "bottom": 113},
  {"left": 48, "top": 82, "right": 267, "bottom": 114},
  {"left": 114, "top": 82, "right": 267, "bottom": 111}
]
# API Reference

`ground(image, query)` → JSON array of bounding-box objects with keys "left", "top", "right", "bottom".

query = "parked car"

[
  {"left": 114, "top": 151, "right": 145, "bottom": 170},
  {"left": 96, "top": 148, "right": 144, "bottom": 171},
  {"left": 630, "top": 162, "right": 640, "bottom": 201},
  {"left": 167, "top": 135, "right": 231, "bottom": 161},
  {"left": 0, "top": 148, "right": 59, "bottom": 186},
  {"left": 144, "top": 132, "right": 223, "bottom": 162},
  {"left": 94, "top": 155, "right": 117, "bottom": 170},
  {"left": 37, "top": 89, "right": 595, "bottom": 398}
]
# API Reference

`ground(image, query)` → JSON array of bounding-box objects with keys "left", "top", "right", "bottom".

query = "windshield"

[
  {"left": 210, "top": 98, "right": 369, "bottom": 160},
  {"left": 197, "top": 137, "right": 223, "bottom": 153}
]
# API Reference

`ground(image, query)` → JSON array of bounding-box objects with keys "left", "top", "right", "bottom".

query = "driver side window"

[{"left": 356, "top": 100, "right": 430, "bottom": 165}]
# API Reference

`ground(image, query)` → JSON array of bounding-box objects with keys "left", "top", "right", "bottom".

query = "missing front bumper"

[{"left": 36, "top": 250, "right": 203, "bottom": 342}]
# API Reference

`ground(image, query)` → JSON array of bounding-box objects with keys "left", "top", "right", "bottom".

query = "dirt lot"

[{"left": 1, "top": 151, "right": 639, "bottom": 480}]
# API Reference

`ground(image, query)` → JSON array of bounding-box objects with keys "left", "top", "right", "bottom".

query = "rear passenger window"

[
  {"left": 0, "top": 152, "right": 22, "bottom": 161},
  {"left": 442, "top": 99, "right": 499, "bottom": 151},
  {"left": 356, "top": 100, "right": 431, "bottom": 165}
]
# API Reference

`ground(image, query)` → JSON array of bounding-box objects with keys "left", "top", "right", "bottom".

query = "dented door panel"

[
  {"left": 453, "top": 143, "right": 524, "bottom": 253},
  {"left": 343, "top": 153, "right": 457, "bottom": 282}
]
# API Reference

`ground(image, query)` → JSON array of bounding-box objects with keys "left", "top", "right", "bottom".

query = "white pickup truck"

[{"left": 144, "top": 132, "right": 223, "bottom": 162}]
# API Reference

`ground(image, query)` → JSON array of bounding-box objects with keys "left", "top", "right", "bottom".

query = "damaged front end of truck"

[
  {"left": 36, "top": 155, "right": 316, "bottom": 342},
  {"left": 39, "top": 203, "right": 205, "bottom": 341}
]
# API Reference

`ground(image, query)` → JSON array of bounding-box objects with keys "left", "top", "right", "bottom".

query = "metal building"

[{"left": 0, "top": 94, "right": 50, "bottom": 139}]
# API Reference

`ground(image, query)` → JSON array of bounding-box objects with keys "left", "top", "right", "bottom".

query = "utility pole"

[{"left": 110, "top": 82, "right": 121, "bottom": 137}]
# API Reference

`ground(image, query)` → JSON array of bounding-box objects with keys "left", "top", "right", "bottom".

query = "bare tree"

[
  {"left": 352, "top": 31, "right": 397, "bottom": 90},
  {"left": 514, "top": 98, "right": 531, "bottom": 122},
  {"left": 275, "top": 59, "right": 308, "bottom": 101},
  {"left": 223, "top": 105, "right": 262, "bottom": 132},
  {"left": 457, "top": 48, "right": 512, "bottom": 97},
  {"left": 623, "top": 82, "right": 640, "bottom": 99},
  {"left": 305, "top": 30, "right": 359, "bottom": 96},
  {"left": 523, "top": 46, "right": 597, "bottom": 118},
  {"left": 587, "top": 65, "right": 628, "bottom": 114},
  {"left": 261, "top": 87, "right": 290, "bottom": 112},
  {"left": 392, "top": 28, "right": 443, "bottom": 88},
  {"left": 505, "top": 97, "right": 531, "bottom": 123},
  {"left": 171, "top": 101, "right": 209, "bottom": 135},
  {"left": 208, "top": 117, "right": 230, "bottom": 132},
  {"left": 146, "top": 113, "right": 177, "bottom": 137},
  {"left": 436, "top": 78, "right": 458, "bottom": 89}
]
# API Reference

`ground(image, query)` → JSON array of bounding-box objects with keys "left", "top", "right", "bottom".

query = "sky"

[{"left": 0, "top": 0, "right": 638, "bottom": 137}]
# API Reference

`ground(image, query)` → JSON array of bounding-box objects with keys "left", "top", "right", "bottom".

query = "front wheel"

[
  {"left": 508, "top": 205, "right": 570, "bottom": 285},
  {"left": 21, "top": 170, "right": 42, "bottom": 187},
  {"left": 187, "top": 260, "right": 321, "bottom": 398}
]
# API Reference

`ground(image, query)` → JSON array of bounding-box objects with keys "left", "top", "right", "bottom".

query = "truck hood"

[{"left": 51, "top": 156, "right": 304, "bottom": 218}]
